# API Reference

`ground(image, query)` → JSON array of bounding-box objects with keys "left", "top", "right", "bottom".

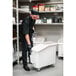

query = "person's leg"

[
  {"left": 22, "top": 45, "right": 27, "bottom": 66},
  {"left": 21, "top": 39, "right": 30, "bottom": 71}
]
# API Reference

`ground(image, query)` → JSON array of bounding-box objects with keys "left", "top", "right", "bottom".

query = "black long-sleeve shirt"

[
  {"left": 19, "top": 16, "right": 35, "bottom": 42},
  {"left": 22, "top": 16, "right": 35, "bottom": 35}
]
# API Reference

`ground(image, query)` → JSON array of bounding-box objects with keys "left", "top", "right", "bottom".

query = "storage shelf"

[
  {"left": 39, "top": 11, "right": 63, "bottom": 13},
  {"left": 13, "top": 7, "right": 30, "bottom": 13},
  {"left": 35, "top": 23, "right": 63, "bottom": 26},
  {"left": 45, "top": 2, "right": 63, "bottom": 4},
  {"left": 13, "top": 23, "right": 63, "bottom": 26}
]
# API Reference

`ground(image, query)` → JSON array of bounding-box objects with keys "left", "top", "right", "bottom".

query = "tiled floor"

[{"left": 13, "top": 57, "right": 63, "bottom": 76}]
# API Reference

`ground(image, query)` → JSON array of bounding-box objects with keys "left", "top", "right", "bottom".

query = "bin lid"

[
  {"left": 32, "top": 42, "right": 57, "bottom": 52},
  {"left": 33, "top": 36, "right": 45, "bottom": 43}
]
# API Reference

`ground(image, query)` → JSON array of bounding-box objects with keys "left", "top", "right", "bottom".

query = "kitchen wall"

[{"left": 35, "top": 25, "right": 63, "bottom": 42}]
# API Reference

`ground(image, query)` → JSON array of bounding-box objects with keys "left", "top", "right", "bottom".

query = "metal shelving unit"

[
  {"left": 35, "top": 23, "right": 63, "bottom": 25},
  {"left": 39, "top": 11, "right": 63, "bottom": 13},
  {"left": 13, "top": 0, "right": 31, "bottom": 64},
  {"left": 36, "top": 2, "right": 63, "bottom": 26}
]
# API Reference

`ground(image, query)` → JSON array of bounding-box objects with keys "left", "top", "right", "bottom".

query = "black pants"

[{"left": 21, "top": 35, "right": 33, "bottom": 66}]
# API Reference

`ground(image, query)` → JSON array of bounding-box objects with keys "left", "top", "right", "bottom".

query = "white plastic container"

[
  {"left": 31, "top": 41, "right": 57, "bottom": 71},
  {"left": 58, "top": 38, "right": 63, "bottom": 57},
  {"left": 47, "top": 18, "right": 52, "bottom": 24},
  {"left": 35, "top": 19, "right": 42, "bottom": 24}
]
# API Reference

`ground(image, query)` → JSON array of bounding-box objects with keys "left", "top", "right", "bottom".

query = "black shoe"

[{"left": 23, "top": 66, "right": 30, "bottom": 71}]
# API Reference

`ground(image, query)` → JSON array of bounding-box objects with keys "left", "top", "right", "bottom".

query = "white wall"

[{"left": 35, "top": 25, "right": 63, "bottom": 42}]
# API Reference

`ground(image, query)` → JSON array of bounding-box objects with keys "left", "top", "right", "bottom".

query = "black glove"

[
  {"left": 28, "top": 44, "right": 32, "bottom": 55},
  {"left": 28, "top": 44, "right": 32, "bottom": 49}
]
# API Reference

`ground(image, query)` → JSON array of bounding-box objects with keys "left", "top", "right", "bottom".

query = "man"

[{"left": 21, "top": 10, "right": 39, "bottom": 71}]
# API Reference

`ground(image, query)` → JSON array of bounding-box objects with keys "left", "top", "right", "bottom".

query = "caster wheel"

[
  {"left": 51, "top": 64, "right": 55, "bottom": 67},
  {"left": 37, "top": 68, "right": 41, "bottom": 72},
  {"left": 58, "top": 57, "right": 63, "bottom": 59}
]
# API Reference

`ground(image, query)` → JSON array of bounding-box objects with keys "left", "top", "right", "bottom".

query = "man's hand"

[
  {"left": 28, "top": 44, "right": 32, "bottom": 50},
  {"left": 28, "top": 44, "right": 32, "bottom": 55}
]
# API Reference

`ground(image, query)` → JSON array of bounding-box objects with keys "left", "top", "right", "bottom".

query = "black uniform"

[{"left": 20, "top": 16, "right": 35, "bottom": 66}]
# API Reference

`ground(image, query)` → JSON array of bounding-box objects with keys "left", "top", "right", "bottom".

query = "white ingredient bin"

[
  {"left": 58, "top": 38, "right": 63, "bottom": 57},
  {"left": 30, "top": 41, "right": 57, "bottom": 71}
]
